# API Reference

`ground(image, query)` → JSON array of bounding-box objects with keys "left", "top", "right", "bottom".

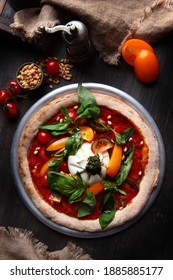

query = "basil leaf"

[
  {"left": 48, "top": 150, "right": 67, "bottom": 170},
  {"left": 47, "top": 171, "right": 86, "bottom": 203},
  {"left": 114, "top": 127, "right": 134, "bottom": 145},
  {"left": 101, "top": 180, "right": 117, "bottom": 191},
  {"left": 65, "top": 127, "right": 83, "bottom": 156},
  {"left": 77, "top": 83, "right": 100, "bottom": 119},
  {"left": 61, "top": 106, "right": 72, "bottom": 123},
  {"left": 101, "top": 180, "right": 127, "bottom": 195},
  {"left": 99, "top": 191, "right": 116, "bottom": 229},
  {"left": 91, "top": 119, "right": 134, "bottom": 146},
  {"left": 77, "top": 192, "right": 96, "bottom": 218},
  {"left": 39, "top": 106, "right": 72, "bottom": 136},
  {"left": 115, "top": 144, "right": 134, "bottom": 186},
  {"left": 39, "top": 122, "right": 69, "bottom": 132}
]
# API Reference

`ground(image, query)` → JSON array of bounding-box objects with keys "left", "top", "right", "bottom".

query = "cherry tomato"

[
  {"left": 2, "top": 102, "right": 18, "bottom": 118},
  {"left": 121, "top": 39, "right": 154, "bottom": 66},
  {"left": 59, "top": 160, "right": 69, "bottom": 173},
  {"left": 134, "top": 49, "right": 159, "bottom": 83},
  {"left": 91, "top": 138, "right": 113, "bottom": 154},
  {"left": 68, "top": 108, "right": 78, "bottom": 120},
  {"left": 8, "top": 80, "right": 22, "bottom": 96},
  {"left": 0, "top": 89, "right": 10, "bottom": 105},
  {"left": 37, "top": 130, "right": 52, "bottom": 145},
  {"left": 46, "top": 59, "right": 59, "bottom": 75}
]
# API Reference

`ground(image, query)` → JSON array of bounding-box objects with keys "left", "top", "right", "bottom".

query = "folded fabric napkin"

[
  {"left": 10, "top": 0, "right": 173, "bottom": 64},
  {"left": 0, "top": 226, "right": 91, "bottom": 260}
]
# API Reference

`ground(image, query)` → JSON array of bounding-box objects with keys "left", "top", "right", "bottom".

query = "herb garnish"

[
  {"left": 115, "top": 144, "right": 134, "bottom": 186},
  {"left": 76, "top": 83, "right": 100, "bottom": 119},
  {"left": 88, "top": 118, "right": 134, "bottom": 145},
  {"left": 86, "top": 155, "right": 101, "bottom": 175},
  {"left": 39, "top": 106, "right": 73, "bottom": 136},
  {"left": 47, "top": 171, "right": 86, "bottom": 203},
  {"left": 99, "top": 191, "right": 116, "bottom": 229},
  {"left": 77, "top": 192, "right": 96, "bottom": 218}
]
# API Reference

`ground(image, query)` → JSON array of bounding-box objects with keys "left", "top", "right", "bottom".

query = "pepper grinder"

[{"left": 44, "top": 20, "right": 92, "bottom": 63}]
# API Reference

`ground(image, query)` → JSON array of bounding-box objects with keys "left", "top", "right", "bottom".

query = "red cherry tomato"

[
  {"left": 134, "top": 50, "right": 159, "bottom": 83},
  {"left": 68, "top": 108, "right": 78, "bottom": 120},
  {"left": 59, "top": 160, "right": 69, "bottom": 173},
  {"left": 8, "top": 80, "right": 22, "bottom": 96},
  {"left": 3, "top": 102, "right": 18, "bottom": 118},
  {"left": 46, "top": 59, "right": 59, "bottom": 75},
  {"left": 37, "top": 130, "right": 52, "bottom": 145},
  {"left": 0, "top": 89, "right": 10, "bottom": 105}
]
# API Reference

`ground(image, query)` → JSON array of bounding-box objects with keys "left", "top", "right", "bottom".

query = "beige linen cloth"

[
  {"left": 0, "top": 226, "right": 91, "bottom": 259},
  {"left": 10, "top": 0, "right": 173, "bottom": 64}
]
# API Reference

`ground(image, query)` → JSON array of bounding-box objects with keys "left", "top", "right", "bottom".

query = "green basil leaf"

[
  {"left": 115, "top": 144, "right": 134, "bottom": 186},
  {"left": 77, "top": 83, "right": 100, "bottom": 119},
  {"left": 101, "top": 180, "right": 117, "bottom": 190},
  {"left": 69, "top": 173, "right": 86, "bottom": 203},
  {"left": 99, "top": 191, "right": 116, "bottom": 229},
  {"left": 102, "top": 180, "right": 127, "bottom": 195},
  {"left": 114, "top": 127, "right": 134, "bottom": 145},
  {"left": 39, "top": 122, "right": 69, "bottom": 132},
  {"left": 48, "top": 150, "right": 67, "bottom": 170},
  {"left": 47, "top": 171, "right": 76, "bottom": 194},
  {"left": 77, "top": 192, "right": 96, "bottom": 218},
  {"left": 69, "top": 188, "right": 86, "bottom": 204},
  {"left": 47, "top": 171, "right": 86, "bottom": 203},
  {"left": 61, "top": 106, "right": 72, "bottom": 123},
  {"left": 39, "top": 106, "right": 72, "bottom": 136},
  {"left": 65, "top": 127, "right": 83, "bottom": 156}
]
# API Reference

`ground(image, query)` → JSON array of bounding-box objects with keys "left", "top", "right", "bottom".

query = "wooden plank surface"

[{"left": 0, "top": 17, "right": 172, "bottom": 260}]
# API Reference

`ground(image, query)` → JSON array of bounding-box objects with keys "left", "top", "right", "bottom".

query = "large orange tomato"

[
  {"left": 134, "top": 49, "right": 159, "bottom": 83},
  {"left": 121, "top": 39, "right": 154, "bottom": 66}
]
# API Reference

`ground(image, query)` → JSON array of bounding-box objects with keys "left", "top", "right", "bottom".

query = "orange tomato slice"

[
  {"left": 40, "top": 157, "right": 56, "bottom": 177},
  {"left": 79, "top": 126, "right": 94, "bottom": 142},
  {"left": 134, "top": 49, "right": 159, "bottom": 83},
  {"left": 106, "top": 144, "right": 122, "bottom": 177},
  {"left": 46, "top": 137, "right": 69, "bottom": 152},
  {"left": 87, "top": 181, "right": 105, "bottom": 196},
  {"left": 121, "top": 39, "right": 154, "bottom": 66}
]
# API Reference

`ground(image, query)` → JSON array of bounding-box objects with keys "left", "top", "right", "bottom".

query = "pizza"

[{"left": 17, "top": 84, "right": 159, "bottom": 232}]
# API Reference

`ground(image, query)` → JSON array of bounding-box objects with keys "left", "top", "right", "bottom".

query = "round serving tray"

[{"left": 11, "top": 83, "right": 166, "bottom": 238}]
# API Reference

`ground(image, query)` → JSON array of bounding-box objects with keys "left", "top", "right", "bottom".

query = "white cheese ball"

[{"left": 68, "top": 142, "right": 109, "bottom": 185}]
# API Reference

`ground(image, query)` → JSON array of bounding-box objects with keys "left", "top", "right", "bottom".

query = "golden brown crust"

[{"left": 18, "top": 90, "right": 159, "bottom": 232}]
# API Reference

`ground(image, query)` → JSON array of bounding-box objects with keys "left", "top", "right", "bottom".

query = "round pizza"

[{"left": 17, "top": 84, "right": 159, "bottom": 232}]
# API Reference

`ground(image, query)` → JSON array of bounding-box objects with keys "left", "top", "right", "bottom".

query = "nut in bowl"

[{"left": 17, "top": 62, "right": 44, "bottom": 91}]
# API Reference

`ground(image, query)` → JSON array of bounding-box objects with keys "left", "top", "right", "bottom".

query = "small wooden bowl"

[{"left": 16, "top": 62, "right": 44, "bottom": 91}]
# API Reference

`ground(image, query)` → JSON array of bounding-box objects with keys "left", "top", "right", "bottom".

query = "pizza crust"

[{"left": 18, "top": 89, "right": 159, "bottom": 232}]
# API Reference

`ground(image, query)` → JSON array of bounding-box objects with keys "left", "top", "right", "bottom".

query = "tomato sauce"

[{"left": 28, "top": 105, "right": 148, "bottom": 220}]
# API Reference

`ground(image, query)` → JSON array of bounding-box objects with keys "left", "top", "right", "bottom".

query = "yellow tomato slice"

[
  {"left": 79, "top": 126, "right": 94, "bottom": 142},
  {"left": 106, "top": 144, "right": 122, "bottom": 177},
  {"left": 40, "top": 157, "right": 56, "bottom": 177},
  {"left": 87, "top": 181, "right": 105, "bottom": 196},
  {"left": 46, "top": 137, "right": 69, "bottom": 152}
]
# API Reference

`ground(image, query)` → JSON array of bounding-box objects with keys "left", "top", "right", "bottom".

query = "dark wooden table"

[{"left": 0, "top": 10, "right": 173, "bottom": 259}]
